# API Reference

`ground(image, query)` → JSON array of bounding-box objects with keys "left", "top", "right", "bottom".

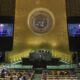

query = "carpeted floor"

[{"left": 33, "top": 74, "right": 41, "bottom": 80}]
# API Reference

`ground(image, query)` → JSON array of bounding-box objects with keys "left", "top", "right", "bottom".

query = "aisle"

[{"left": 33, "top": 74, "right": 41, "bottom": 80}]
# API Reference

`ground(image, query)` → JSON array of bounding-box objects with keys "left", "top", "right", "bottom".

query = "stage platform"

[{"left": 0, "top": 64, "right": 77, "bottom": 70}]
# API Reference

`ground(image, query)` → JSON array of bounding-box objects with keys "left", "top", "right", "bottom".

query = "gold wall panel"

[{"left": 7, "top": 0, "right": 72, "bottom": 62}]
